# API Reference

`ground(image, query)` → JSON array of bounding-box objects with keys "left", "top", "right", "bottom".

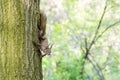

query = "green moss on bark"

[
  {"left": 0, "top": 0, "right": 25, "bottom": 80},
  {"left": 0, "top": 0, "right": 42, "bottom": 79}
]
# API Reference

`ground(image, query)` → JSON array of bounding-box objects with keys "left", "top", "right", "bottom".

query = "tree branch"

[{"left": 88, "top": 1, "right": 107, "bottom": 50}]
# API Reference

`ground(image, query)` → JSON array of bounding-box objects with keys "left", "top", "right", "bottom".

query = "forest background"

[{"left": 41, "top": 0, "right": 120, "bottom": 80}]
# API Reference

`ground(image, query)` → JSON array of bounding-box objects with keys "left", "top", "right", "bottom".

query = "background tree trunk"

[{"left": 0, "top": 0, "right": 43, "bottom": 80}]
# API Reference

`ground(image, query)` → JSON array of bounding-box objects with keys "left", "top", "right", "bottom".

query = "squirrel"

[{"left": 33, "top": 10, "right": 52, "bottom": 57}]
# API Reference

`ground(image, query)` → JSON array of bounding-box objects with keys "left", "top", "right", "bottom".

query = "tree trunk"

[{"left": 0, "top": 0, "right": 43, "bottom": 80}]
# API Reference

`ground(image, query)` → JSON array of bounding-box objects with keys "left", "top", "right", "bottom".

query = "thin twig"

[
  {"left": 95, "top": 21, "right": 120, "bottom": 41},
  {"left": 87, "top": 57, "right": 104, "bottom": 80},
  {"left": 87, "top": 57, "right": 105, "bottom": 80},
  {"left": 80, "top": 44, "right": 85, "bottom": 54},
  {"left": 88, "top": 1, "right": 107, "bottom": 50},
  {"left": 84, "top": 38, "right": 89, "bottom": 59},
  {"left": 85, "top": 38, "right": 88, "bottom": 50},
  {"left": 88, "top": 54, "right": 105, "bottom": 80}
]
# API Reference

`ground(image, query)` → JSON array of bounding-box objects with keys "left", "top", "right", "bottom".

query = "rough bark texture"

[{"left": 0, "top": 0, "right": 42, "bottom": 80}]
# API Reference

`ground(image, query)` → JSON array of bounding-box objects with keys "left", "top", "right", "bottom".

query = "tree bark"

[{"left": 0, "top": 0, "right": 43, "bottom": 80}]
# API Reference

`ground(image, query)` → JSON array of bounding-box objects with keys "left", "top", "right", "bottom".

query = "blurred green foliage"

[{"left": 41, "top": 0, "right": 120, "bottom": 80}]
